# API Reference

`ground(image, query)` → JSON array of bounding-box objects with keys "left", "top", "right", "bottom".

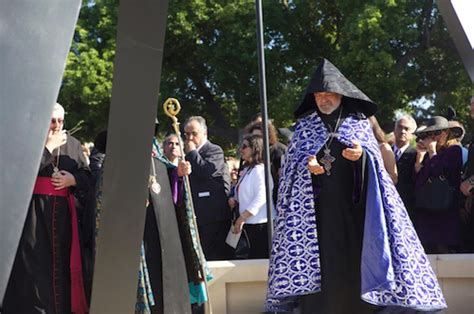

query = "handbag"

[
  {"left": 234, "top": 228, "right": 251, "bottom": 259},
  {"left": 230, "top": 207, "right": 251, "bottom": 259},
  {"left": 415, "top": 175, "right": 456, "bottom": 212}
]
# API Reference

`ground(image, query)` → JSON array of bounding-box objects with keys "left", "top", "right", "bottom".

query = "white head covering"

[{"left": 52, "top": 102, "right": 65, "bottom": 117}]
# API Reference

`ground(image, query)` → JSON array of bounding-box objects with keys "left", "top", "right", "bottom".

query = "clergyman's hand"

[
  {"left": 307, "top": 155, "right": 324, "bottom": 175},
  {"left": 177, "top": 160, "right": 192, "bottom": 177},
  {"left": 45, "top": 130, "right": 67, "bottom": 153},
  {"left": 342, "top": 140, "right": 362, "bottom": 161},
  {"left": 51, "top": 170, "right": 76, "bottom": 190}
]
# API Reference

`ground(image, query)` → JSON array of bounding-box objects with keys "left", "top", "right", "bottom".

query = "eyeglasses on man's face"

[
  {"left": 184, "top": 131, "right": 199, "bottom": 138},
  {"left": 51, "top": 118, "right": 64, "bottom": 124}
]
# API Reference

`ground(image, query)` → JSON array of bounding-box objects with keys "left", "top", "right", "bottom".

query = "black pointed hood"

[{"left": 294, "top": 58, "right": 377, "bottom": 118}]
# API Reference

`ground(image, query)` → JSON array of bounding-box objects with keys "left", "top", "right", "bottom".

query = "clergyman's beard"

[{"left": 318, "top": 103, "right": 340, "bottom": 115}]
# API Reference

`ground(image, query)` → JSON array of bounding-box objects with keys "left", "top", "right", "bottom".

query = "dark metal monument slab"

[
  {"left": 89, "top": 0, "right": 170, "bottom": 312},
  {"left": 0, "top": 0, "right": 81, "bottom": 306},
  {"left": 438, "top": 0, "right": 474, "bottom": 82}
]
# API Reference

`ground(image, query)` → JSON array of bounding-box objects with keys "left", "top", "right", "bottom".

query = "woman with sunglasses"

[
  {"left": 228, "top": 134, "right": 272, "bottom": 259},
  {"left": 414, "top": 116, "right": 463, "bottom": 254}
]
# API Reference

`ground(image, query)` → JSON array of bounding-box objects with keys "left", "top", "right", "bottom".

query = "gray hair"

[
  {"left": 395, "top": 115, "right": 417, "bottom": 133},
  {"left": 185, "top": 116, "right": 208, "bottom": 132},
  {"left": 163, "top": 133, "right": 178, "bottom": 145}
]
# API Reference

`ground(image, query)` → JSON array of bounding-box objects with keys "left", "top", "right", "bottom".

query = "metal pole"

[{"left": 255, "top": 0, "right": 273, "bottom": 253}]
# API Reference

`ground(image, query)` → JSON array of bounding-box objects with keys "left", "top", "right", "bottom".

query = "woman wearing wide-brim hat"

[
  {"left": 447, "top": 120, "right": 469, "bottom": 167},
  {"left": 448, "top": 120, "right": 465, "bottom": 141},
  {"left": 414, "top": 116, "right": 463, "bottom": 253}
]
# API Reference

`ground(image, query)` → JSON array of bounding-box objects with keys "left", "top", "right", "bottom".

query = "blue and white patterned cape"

[{"left": 265, "top": 111, "right": 447, "bottom": 312}]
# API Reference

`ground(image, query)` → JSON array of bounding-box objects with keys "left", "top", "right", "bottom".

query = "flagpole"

[{"left": 255, "top": 0, "right": 273, "bottom": 252}]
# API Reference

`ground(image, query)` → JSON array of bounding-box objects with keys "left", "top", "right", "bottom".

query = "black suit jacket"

[
  {"left": 395, "top": 145, "right": 416, "bottom": 213},
  {"left": 464, "top": 137, "right": 474, "bottom": 178},
  {"left": 186, "top": 141, "right": 231, "bottom": 225}
]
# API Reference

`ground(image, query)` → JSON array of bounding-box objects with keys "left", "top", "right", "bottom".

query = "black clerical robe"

[
  {"left": 3, "top": 135, "right": 93, "bottom": 314},
  {"left": 299, "top": 108, "right": 376, "bottom": 314}
]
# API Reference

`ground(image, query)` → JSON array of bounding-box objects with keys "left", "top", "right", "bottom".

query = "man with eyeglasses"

[
  {"left": 183, "top": 116, "right": 232, "bottom": 260},
  {"left": 3, "top": 103, "right": 93, "bottom": 313}
]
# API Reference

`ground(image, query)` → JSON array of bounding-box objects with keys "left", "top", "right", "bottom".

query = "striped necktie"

[{"left": 395, "top": 148, "right": 403, "bottom": 161}]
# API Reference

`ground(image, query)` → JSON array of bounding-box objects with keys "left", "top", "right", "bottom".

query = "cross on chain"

[{"left": 320, "top": 148, "right": 335, "bottom": 175}]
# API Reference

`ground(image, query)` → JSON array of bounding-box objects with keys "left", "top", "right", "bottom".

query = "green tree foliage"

[
  {"left": 158, "top": 0, "right": 261, "bottom": 145},
  {"left": 59, "top": 0, "right": 118, "bottom": 140},
  {"left": 59, "top": 0, "right": 472, "bottom": 147}
]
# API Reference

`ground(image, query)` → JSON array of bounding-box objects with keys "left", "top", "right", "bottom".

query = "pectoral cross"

[
  {"left": 52, "top": 166, "right": 61, "bottom": 178},
  {"left": 320, "top": 148, "right": 335, "bottom": 175}
]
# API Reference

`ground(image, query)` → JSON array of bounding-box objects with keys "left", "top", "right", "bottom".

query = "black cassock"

[
  {"left": 299, "top": 107, "right": 377, "bottom": 314},
  {"left": 3, "top": 135, "right": 94, "bottom": 314}
]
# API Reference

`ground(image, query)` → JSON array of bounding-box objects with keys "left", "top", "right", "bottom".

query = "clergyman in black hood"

[{"left": 265, "top": 59, "right": 446, "bottom": 313}]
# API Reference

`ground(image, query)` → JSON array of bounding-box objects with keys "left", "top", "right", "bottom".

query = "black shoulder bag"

[
  {"left": 415, "top": 174, "right": 456, "bottom": 212},
  {"left": 231, "top": 207, "right": 251, "bottom": 259}
]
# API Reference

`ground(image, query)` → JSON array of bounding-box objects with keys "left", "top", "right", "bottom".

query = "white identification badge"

[{"left": 198, "top": 191, "right": 210, "bottom": 198}]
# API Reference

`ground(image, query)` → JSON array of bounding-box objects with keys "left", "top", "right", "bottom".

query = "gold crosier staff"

[{"left": 163, "top": 98, "right": 212, "bottom": 314}]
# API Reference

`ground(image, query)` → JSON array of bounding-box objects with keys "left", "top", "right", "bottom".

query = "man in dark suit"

[
  {"left": 393, "top": 115, "right": 417, "bottom": 219},
  {"left": 184, "top": 116, "right": 232, "bottom": 260}
]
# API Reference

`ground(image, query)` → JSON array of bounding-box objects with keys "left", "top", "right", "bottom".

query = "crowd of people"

[
  {"left": 391, "top": 111, "right": 474, "bottom": 254},
  {"left": 4, "top": 60, "right": 474, "bottom": 313}
]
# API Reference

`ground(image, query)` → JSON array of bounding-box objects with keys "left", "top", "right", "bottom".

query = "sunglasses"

[{"left": 417, "top": 130, "right": 442, "bottom": 140}]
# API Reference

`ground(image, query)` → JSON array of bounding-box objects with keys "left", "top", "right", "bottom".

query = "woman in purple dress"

[{"left": 414, "top": 116, "right": 463, "bottom": 253}]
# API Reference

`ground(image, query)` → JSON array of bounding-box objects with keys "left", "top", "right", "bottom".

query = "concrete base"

[{"left": 207, "top": 254, "right": 474, "bottom": 314}]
